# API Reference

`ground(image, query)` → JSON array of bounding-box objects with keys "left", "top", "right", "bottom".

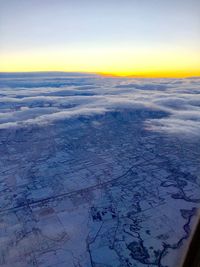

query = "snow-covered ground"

[{"left": 0, "top": 73, "right": 200, "bottom": 267}]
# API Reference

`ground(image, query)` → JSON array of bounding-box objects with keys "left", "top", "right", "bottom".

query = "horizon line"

[{"left": 0, "top": 70, "right": 200, "bottom": 79}]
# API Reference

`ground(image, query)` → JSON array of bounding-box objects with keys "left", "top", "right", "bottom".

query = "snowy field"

[{"left": 0, "top": 72, "right": 200, "bottom": 267}]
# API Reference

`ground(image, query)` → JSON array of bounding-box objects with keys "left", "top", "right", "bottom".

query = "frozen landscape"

[{"left": 0, "top": 72, "right": 200, "bottom": 267}]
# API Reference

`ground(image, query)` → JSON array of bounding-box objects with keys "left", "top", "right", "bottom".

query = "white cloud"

[{"left": 0, "top": 74, "right": 200, "bottom": 137}]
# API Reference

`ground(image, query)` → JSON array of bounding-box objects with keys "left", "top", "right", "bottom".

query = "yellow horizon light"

[{"left": 0, "top": 46, "right": 199, "bottom": 78}]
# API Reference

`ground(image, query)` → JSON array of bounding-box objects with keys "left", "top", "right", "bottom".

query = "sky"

[{"left": 0, "top": 0, "right": 200, "bottom": 77}]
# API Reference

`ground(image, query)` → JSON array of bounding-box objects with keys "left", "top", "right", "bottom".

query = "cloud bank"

[{"left": 0, "top": 73, "right": 200, "bottom": 137}]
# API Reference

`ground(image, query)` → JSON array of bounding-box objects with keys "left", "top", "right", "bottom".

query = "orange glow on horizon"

[
  {"left": 0, "top": 69, "right": 200, "bottom": 79},
  {"left": 97, "top": 71, "right": 200, "bottom": 78},
  {"left": 0, "top": 46, "right": 199, "bottom": 78}
]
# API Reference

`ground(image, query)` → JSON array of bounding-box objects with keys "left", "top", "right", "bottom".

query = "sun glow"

[{"left": 0, "top": 46, "right": 199, "bottom": 78}]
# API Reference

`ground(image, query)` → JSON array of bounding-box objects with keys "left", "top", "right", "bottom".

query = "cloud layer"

[{"left": 0, "top": 73, "right": 200, "bottom": 136}]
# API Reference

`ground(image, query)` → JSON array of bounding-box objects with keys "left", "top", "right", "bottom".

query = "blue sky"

[{"left": 0, "top": 0, "right": 200, "bottom": 76}]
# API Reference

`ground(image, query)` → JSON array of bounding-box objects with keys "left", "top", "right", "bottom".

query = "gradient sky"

[{"left": 0, "top": 0, "right": 200, "bottom": 77}]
